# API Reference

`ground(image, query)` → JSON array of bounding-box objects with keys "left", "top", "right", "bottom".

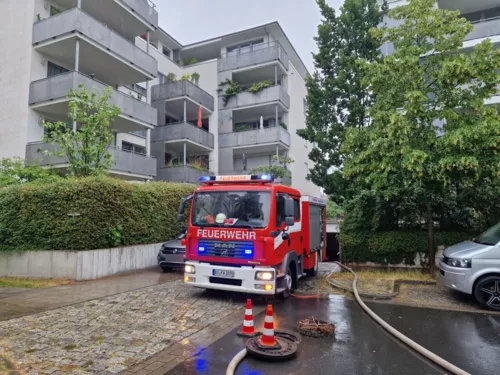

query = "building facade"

[{"left": 0, "top": 0, "right": 320, "bottom": 195}]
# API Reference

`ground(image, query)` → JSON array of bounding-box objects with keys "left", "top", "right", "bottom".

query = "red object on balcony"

[{"left": 197, "top": 106, "right": 203, "bottom": 128}]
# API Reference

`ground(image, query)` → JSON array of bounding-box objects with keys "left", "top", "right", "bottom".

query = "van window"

[{"left": 474, "top": 222, "right": 500, "bottom": 246}]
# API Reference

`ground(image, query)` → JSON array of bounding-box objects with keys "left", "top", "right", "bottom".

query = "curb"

[{"left": 327, "top": 278, "right": 436, "bottom": 300}]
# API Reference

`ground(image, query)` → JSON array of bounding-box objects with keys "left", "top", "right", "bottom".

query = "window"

[
  {"left": 158, "top": 72, "right": 165, "bottom": 85},
  {"left": 130, "top": 130, "right": 146, "bottom": 138},
  {"left": 162, "top": 46, "right": 171, "bottom": 58},
  {"left": 226, "top": 38, "right": 265, "bottom": 56},
  {"left": 50, "top": 6, "right": 61, "bottom": 16},
  {"left": 122, "top": 141, "right": 146, "bottom": 155},
  {"left": 47, "top": 61, "right": 69, "bottom": 77},
  {"left": 294, "top": 199, "right": 300, "bottom": 221},
  {"left": 275, "top": 195, "right": 285, "bottom": 227},
  {"left": 192, "top": 191, "right": 271, "bottom": 228},
  {"left": 124, "top": 83, "right": 147, "bottom": 96}
]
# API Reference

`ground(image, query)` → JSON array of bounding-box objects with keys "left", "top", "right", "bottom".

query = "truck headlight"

[
  {"left": 444, "top": 258, "right": 471, "bottom": 268},
  {"left": 255, "top": 271, "right": 274, "bottom": 281},
  {"left": 185, "top": 264, "right": 196, "bottom": 274}
]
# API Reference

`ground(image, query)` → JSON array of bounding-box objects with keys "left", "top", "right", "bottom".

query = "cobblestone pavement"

[{"left": 0, "top": 281, "right": 247, "bottom": 375}]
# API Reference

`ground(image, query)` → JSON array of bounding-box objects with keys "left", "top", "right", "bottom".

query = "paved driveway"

[
  {"left": 0, "top": 281, "right": 246, "bottom": 374},
  {"left": 168, "top": 296, "right": 500, "bottom": 375}
]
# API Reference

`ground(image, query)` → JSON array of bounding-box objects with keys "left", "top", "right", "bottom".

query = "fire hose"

[
  {"left": 226, "top": 262, "right": 470, "bottom": 375},
  {"left": 333, "top": 261, "right": 470, "bottom": 375}
]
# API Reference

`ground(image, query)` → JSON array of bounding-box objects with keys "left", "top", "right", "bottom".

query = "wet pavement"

[
  {"left": 0, "top": 268, "right": 181, "bottom": 321},
  {"left": 168, "top": 296, "right": 500, "bottom": 375}
]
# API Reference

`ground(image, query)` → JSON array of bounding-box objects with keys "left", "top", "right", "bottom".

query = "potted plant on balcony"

[
  {"left": 166, "top": 73, "right": 177, "bottom": 83},
  {"left": 191, "top": 72, "right": 200, "bottom": 86}
]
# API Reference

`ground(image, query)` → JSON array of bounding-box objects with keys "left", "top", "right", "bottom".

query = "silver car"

[
  {"left": 157, "top": 232, "right": 186, "bottom": 272},
  {"left": 438, "top": 221, "right": 500, "bottom": 310}
]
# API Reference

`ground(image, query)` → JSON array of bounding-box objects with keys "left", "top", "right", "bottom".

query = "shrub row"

[
  {"left": 339, "top": 230, "right": 475, "bottom": 265},
  {"left": 0, "top": 177, "right": 195, "bottom": 251}
]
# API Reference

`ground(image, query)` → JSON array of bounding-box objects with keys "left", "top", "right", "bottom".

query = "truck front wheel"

[{"left": 279, "top": 266, "right": 294, "bottom": 299}]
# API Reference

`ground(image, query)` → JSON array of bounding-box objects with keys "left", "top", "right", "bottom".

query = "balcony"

[
  {"left": 219, "top": 126, "right": 290, "bottom": 156},
  {"left": 156, "top": 166, "right": 211, "bottom": 184},
  {"left": 152, "top": 81, "right": 215, "bottom": 113},
  {"left": 464, "top": 17, "right": 500, "bottom": 43},
  {"left": 26, "top": 143, "right": 157, "bottom": 179},
  {"left": 52, "top": 0, "right": 158, "bottom": 37},
  {"left": 152, "top": 122, "right": 214, "bottom": 151},
  {"left": 219, "top": 85, "right": 290, "bottom": 111},
  {"left": 218, "top": 41, "right": 289, "bottom": 72},
  {"left": 29, "top": 72, "right": 157, "bottom": 131},
  {"left": 33, "top": 8, "right": 157, "bottom": 86}
]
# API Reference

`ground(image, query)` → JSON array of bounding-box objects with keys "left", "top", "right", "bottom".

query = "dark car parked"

[{"left": 157, "top": 232, "right": 186, "bottom": 272}]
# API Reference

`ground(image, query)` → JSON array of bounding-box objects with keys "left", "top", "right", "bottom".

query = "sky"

[{"left": 154, "top": 0, "right": 343, "bottom": 74}]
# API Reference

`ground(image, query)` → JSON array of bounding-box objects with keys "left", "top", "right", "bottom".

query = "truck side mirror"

[
  {"left": 177, "top": 194, "right": 193, "bottom": 223},
  {"left": 285, "top": 217, "right": 294, "bottom": 227}
]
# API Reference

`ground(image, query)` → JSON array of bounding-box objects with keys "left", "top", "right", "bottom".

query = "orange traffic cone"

[
  {"left": 259, "top": 304, "right": 277, "bottom": 347},
  {"left": 237, "top": 299, "right": 258, "bottom": 337}
]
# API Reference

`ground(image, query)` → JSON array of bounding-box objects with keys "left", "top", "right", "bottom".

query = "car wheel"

[
  {"left": 307, "top": 251, "right": 320, "bottom": 277},
  {"left": 473, "top": 276, "right": 500, "bottom": 311}
]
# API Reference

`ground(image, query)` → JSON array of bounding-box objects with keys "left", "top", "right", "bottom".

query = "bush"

[
  {"left": 339, "top": 229, "right": 475, "bottom": 265},
  {"left": 0, "top": 177, "right": 195, "bottom": 251}
]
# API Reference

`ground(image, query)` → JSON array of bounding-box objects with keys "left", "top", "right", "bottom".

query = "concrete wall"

[
  {"left": 0, "top": 0, "right": 36, "bottom": 159},
  {"left": 287, "top": 62, "right": 321, "bottom": 196},
  {"left": 0, "top": 242, "right": 163, "bottom": 280}
]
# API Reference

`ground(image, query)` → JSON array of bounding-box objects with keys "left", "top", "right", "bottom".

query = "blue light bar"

[
  {"left": 198, "top": 246, "right": 205, "bottom": 253},
  {"left": 244, "top": 249, "right": 252, "bottom": 255},
  {"left": 198, "top": 175, "right": 274, "bottom": 183}
]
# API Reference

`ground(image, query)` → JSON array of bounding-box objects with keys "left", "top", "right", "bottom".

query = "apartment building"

[
  {"left": 1, "top": 0, "right": 159, "bottom": 180},
  {"left": 380, "top": 0, "right": 500, "bottom": 108},
  {"left": 0, "top": 0, "right": 320, "bottom": 196}
]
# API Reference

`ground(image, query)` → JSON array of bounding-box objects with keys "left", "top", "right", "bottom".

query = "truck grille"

[{"left": 198, "top": 240, "right": 253, "bottom": 258}]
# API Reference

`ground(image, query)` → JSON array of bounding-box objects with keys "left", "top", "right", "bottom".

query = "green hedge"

[
  {"left": 0, "top": 177, "right": 195, "bottom": 251},
  {"left": 339, "top": 230, "right": 475, "bottom": 265}
]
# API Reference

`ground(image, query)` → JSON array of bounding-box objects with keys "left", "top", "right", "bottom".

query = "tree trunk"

[{"left": 427, "top": 204, "right": 436, "bottom": 276}]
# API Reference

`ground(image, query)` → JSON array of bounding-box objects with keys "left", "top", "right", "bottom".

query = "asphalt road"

[{"left": 168, "top": 295, "right": 500, "bottom": 375}]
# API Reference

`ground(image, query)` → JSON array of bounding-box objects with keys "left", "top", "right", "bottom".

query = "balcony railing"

[
  {"left": 151, "top": 81, "right": 215, "bottom": 112},
  {"left": 220, "top": 85, "right": 290, "bottom": 110},
  {"left": 33, "top": 8, "right": 157, "bottom": 76},
  {"left": 29, "top": 71, "right": 157, "bottom": 126},
  {"left": 26, "top": 143, "right": 157, "bottom": 178},
  {"left": 218, "top": 41, "right": 289, "bottom": 72},
  {"left": 219, "top": 126, "right": 291, "bottom": 149},
  {"left": 464, "top": 17, "right": 500, "bottom": 42},
  {"left": 120, "top": 0, "right": 159, "bottom": 27},
  {"left": 152, "top": 122, "right": 214, "bottom": 149},
  {"left": 156, "top": 166, "right": 212, "bottom": 183}
]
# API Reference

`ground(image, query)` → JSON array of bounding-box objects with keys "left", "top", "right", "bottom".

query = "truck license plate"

[{"left": 212, "top": 269, "right": 235, "bottom": 278}]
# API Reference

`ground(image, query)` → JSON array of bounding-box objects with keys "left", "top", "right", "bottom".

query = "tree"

[
  {"left": 249, "top": 155, "right": 293, "bottom": 181},
  {"left": 0, "top": 157, "right": 62, "bottom": 187},
  {"left": 297, "top": 0, "right": 386, "bottom": 201},
  {"left": 343, "top": 0, "right": 500, "bottom": 273},
  {"left": 42, "top": 84, "right": 121, "bottom": 177}
]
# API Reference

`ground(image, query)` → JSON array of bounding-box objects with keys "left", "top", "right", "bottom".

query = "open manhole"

[{"left": 297, "top": 317, "right": 335, "bottom": 338}]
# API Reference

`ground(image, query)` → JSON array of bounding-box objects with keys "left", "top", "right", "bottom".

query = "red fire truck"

[{"left": 177, "top": 174, "right": 327, "bottom": 297}]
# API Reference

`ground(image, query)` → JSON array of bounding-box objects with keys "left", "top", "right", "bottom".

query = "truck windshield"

[
  {"left": 474, "top": 221, "right": 500, "bottom": 246},
  {"left": 191, "top": 191, "right": 271, "bottom": 228}
]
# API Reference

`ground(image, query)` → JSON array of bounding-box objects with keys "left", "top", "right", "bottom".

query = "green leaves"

[
  {"left": 42, "top": 84, "right": 121, "bottom": 177},
  {"left": 298, "top": 0, "right": 385, "bottom": 200},
  {"left": 249, "top": 155, "right": 294, "bottom": 181},
  {"left": 0, "top": 177, "right": 195, "bottom": 251}
]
